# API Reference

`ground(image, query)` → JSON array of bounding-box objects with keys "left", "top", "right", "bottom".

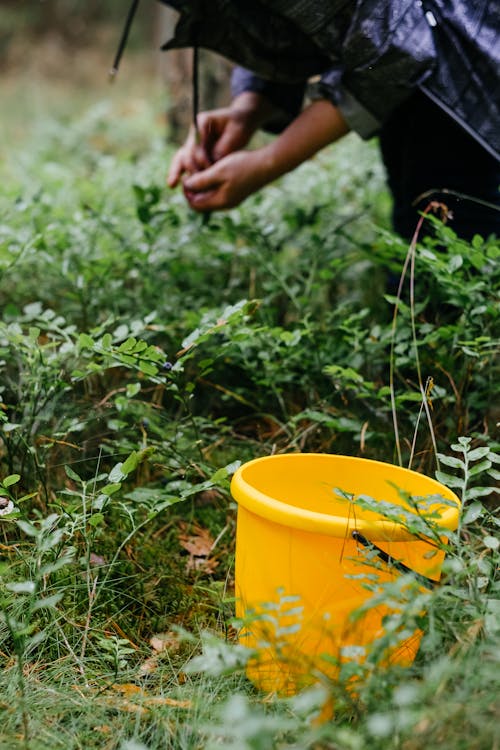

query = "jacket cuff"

[
  {"left": 231, "top": 67, "right": 305, "bottom": 134},
  {"left": 310, "top": 75, "right": 381, "bottom": 139}
]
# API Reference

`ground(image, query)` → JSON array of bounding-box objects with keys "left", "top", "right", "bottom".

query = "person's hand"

[
  {"left": 181, "top": 148, "right": 273, "bottom": 211},
  {"left": 169, "top": 97, "right": 350, "bottom": 213},
  {"left": 167, "top": 101, "right": 263, "bottom": 189}
]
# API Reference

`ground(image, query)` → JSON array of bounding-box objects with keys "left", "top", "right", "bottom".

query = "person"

[{"left": 158, "top": 0, "right": 500, "bottom": 241}]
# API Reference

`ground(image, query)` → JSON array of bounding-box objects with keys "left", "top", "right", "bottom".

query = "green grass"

[{"left": 0, "top": 52, "right": 499, "bottom": 750}]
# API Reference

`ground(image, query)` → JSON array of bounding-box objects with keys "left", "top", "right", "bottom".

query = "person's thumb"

[{"left": 183, "top": 164, "right": 221, "bottom": 192}]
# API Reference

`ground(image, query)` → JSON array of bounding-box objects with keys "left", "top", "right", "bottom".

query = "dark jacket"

[{"left": 160, "top": 0, "right": 500, "bottom": 162}]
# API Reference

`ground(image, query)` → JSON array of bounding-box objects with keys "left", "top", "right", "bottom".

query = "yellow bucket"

[{"left": 231, "top": 453, "right": 460, "bottom": 694}]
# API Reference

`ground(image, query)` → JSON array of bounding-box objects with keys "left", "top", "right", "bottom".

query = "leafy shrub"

[{"left": 0, "top": 86, "right": 498, "bottom": 749}]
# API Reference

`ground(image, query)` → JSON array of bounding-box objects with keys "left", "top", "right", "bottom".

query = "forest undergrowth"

[{"left": 0, "top": 63, "right": 499, "bottom": 750}]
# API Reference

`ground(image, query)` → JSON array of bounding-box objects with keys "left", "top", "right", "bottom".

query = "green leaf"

[
  {"left": 118, "top": 337, "right": 137, "bottom": 352},
  {"left": 447, "top": 254, "right": 463, "bottom": 273},
  {"left": 451, "top": 437, "right": 472, "bottom": 452},
  {"left": 89, "top": 513, "right": 105, "bottom": 527},
  {"left": 437, "top": 455, "right": 464, "bottom": 470},
  {"left": 224, "top": 460, "right": 241, "bottom": 475},
  {"left": 121, "top": 451, "right": 140, "bottom": 476},
  {"left": 210, "top": 460, "right": 241, "bottom": 485},
  {"left": 28, "top": 326, "right": 41, "bottom": 342},
  {"left": 126, "top": 383, "right": 141, "bottom": 398},
  {"left": 485, "top": 599, "right": 500, "bottom": 636},
  {"left": 32, "top": 592, "right": 64, "bottom": 611},
  {"left": 64, "top": 465, "right": 82, "bottom": 483},
  {"left": 138, "top": 360, "right": 158, "bottom": 376},
  {"left": 466, "top": 486, "right": 495, "bottom": 499},
  {"left": 78, "top": 333, "right": 94, "bottom": 349},
  {"left": 101, "top": 483, "right": 122, "bottom": 497},
  {"left": 101, "top": 333, "right": 112, "bottom": 350},
  {"left": 26, "top": 630, "right": 47, "bottom": 651},
  {"left": 435, "top": 470, "right": 463, "bottom": 489},
  {"left": 124, "top": 488, "right": 180, "bottom": 506},
  {"left": 469, "top": 459, "right": 492, "bottom": 477},
  {"left": 470, "top": 251, "right": 486, "bottom": 270},
  {"left": 2, "top": 423, "right": 21, "bottom": 433},
  {"left": 39, "top": 551, "right": 75, "bottom": 576},
  {"left": 461, "top": 502, "right": 484, "bottom": 524},
  {"left": 483, "top": 536, "right": 499, "bottom": 551},
  {"left": 6, "top": 581, "right": 36, "bottom": 594},
  {"left": 118, "top": 353, "right": 135, "bottom": 366},
  {"left": 210, "top": 467, "right": 229, "bottom": 483},
  {"left": 324, "top": 364, "right": 364, "bottom": 383},
  {"left": 467, "top": 447, "right": 491, "bottom": 462},
  {"left": 2, "top": 474, "right": 20, "bottom": 488},
  {"left": 16, "top": 520, "right": 38, "bottom": 537},
  {"left": 108, "top": 463, "right": 125, "bottom": 482}
]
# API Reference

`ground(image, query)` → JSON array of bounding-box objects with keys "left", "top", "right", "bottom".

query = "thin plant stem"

[
  {"left": 389, "top": 202, "right": 443, "bottom": 469},
  {"left": 408, "top": 209, "right": 441, "bottom": 472},
  {"left": 80, "top": 574, "right": 98, "bottom": 667},
  {"left": 413, "top": 187, "right": 500, "bottom": 214},
  {"left": 389, "top": 216, "right": 420, "bottom": 466}
]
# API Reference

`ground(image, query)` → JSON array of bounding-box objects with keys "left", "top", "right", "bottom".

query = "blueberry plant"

[{"left": 0, "top": 80, "right": 498, "bottom": 750}]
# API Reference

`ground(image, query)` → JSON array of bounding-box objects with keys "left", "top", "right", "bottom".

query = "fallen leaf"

[
  {"left": 150, "top": 630, "right": 182, "bottom": 653},
  {"left": 101, "top": 685, "right": 192, "bottom": 714},
  {"left": 138, "top": 656, "right": 158, "bottom": 675},
  {"left": 89, "top": 552, "right": 107, "bottom": 566},
  {"left": 147, "top": 697, "right": 192, "bottom": 709},
  {"left": 186, "top": 555, "right": 219, "bottom": 574},
  {"left": 93, "top": 725, "right": 112, "bottom": 735},
  {"left": 111, "top": 683, "right": 142, "bottom": 696},
  {"left": 178, "top": 522, "right": 219, "bottom": 574},
  {"left": 178, "top": 523, "right": 214, "bottom": 557},
  {"left": 108, "top": 698, "right": 147, "bottom": 715}
]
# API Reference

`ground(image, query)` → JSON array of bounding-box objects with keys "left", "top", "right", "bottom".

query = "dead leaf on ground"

[
  {"left": 102, "top": 684, "right": 192, "bottom": 713},
  {"left": 178, "top": 522, "right": 219, "bottom": 574},
  {"left": 89, "top": 552, "right": 107, "bottom": 567},
  {"left": 178, "top": 522, "right": 213, "bottom": 556},
  {"left": 147, "top": 696, "right": 192, "bottom": 709},
  {"left": 196, "top": 489, "right": 222, "bottom": 505},
  {"left": 93, "top": 725, "right": 112, "bottom": 735},
  {"left": 138, "top": 656, "right": 158, "bottom": 675},
  {"left": 150, "top": 630, "right": 182, "bottom": 653},
  {"left": 111, "top": 683, "right": 142, "bottom": 696}
]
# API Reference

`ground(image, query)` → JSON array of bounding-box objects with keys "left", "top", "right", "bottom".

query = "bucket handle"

[{"left": 352, "top": 531, "right": 438, "bottom": 590}]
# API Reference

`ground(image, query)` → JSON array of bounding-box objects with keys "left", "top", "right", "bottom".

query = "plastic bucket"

[{"left": 231, "top": 453, "right": 460, "bottom": 694}]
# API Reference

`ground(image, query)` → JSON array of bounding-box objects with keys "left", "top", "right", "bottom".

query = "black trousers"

[{"left": 379, "top": 91, "right": 500, "bottom": 241}]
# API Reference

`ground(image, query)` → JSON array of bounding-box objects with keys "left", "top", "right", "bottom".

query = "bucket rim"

[{"left": 230, "top": 453, "right": 461, "bottom": 542}]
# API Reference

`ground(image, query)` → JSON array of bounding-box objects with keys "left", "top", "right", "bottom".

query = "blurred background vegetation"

[
  {"left": 0, "top": 0, "right": 153, "bottom": 57},
  {"left": 0, "top": 0, "right": 231, "bottom": 146}
]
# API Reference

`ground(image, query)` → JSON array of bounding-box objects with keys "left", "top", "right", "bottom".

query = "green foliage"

[{"left": 0, "top": 75, "right": 498, "bottom": 749}]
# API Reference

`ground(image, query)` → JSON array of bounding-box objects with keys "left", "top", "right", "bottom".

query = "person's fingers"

[
  {"left": 197, "top": 109, "right": 252, "bottom": 162},
  {"left": 192, "top": 143, "right": 212, "bottom": 170},
  {"left": 182, "top": 163, "right": 228, "bottom": 211},
  {"left": 183, "top": 164, "right": 222, "bottom": 193},
  {"left": 183, "top": 186, "right": 219, "bottom": 212},
  {"left": 167, "top": 146, "right": 208, "bottom": 188},
  {"left": 198, "top": 111, "right": 226, "bottom": 155},
  {"left": 211, "top": 120, "right": 247, "bottom": 161},
  {"left": 167, "top": 149, "right": 187, "bottom": 187}
]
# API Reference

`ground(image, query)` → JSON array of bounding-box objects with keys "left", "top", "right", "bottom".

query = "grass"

[{"left": 0, "top": 42, "right": 499, "bottom": 750}]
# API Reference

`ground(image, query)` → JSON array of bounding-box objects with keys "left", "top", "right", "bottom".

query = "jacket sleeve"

[
  {"left": 309, "top": 1, "right": 438, "bottom": 139},
  {"left": 231, "top": 67, "right": 306, "bottom": 134},
  {"left": 310, "top": 68, "right": 380, "bottom": 139}
]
